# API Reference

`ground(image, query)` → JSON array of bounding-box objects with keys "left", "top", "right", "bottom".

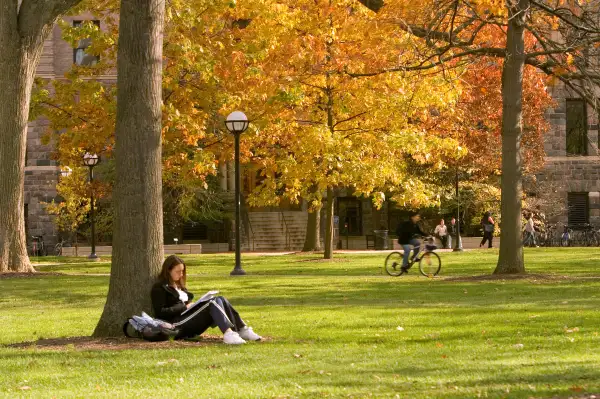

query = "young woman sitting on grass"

[{"left": 151, "top": 255, "right": 262, "bottom": 345}]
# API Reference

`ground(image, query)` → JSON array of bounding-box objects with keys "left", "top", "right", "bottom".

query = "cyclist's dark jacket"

[{"left": 396, "top": 220, "right": 426, "bottom": 244}]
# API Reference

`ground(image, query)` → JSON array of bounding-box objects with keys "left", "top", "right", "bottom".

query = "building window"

[
  {"left": 337, "top": 197, "right": 363, "bottom": 236},
  {"left": 182, "top": 221, "right": 208, "bottom": 241},
  {"left": 73, "top": 20, "right": 100, "bottom": 66},
  {"left": 566, "top": 99, "right": 587, "bottom": 155},
  {"left": 568, "top": 192, "right": 589, "bottom": 227}
]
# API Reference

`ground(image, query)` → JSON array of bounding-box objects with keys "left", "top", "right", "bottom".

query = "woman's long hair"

[{"left": 159, "top": 255, "right": 187, "bottom": 289}]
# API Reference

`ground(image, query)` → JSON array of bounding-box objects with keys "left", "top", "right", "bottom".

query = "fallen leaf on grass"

[
  {"left": 441, "top": 355, "right": 447, "bottom": 359},
  {"left": 436, "top": 342, "right": 444, "bottom": 348},
  {"left": 513, "top": 343, "right": 524, "bottom": 349},
  {"left": 293, "top": 353, "right": 303, "bottom": 358},
  {"left": 156, "top": 358, "right": 179, "bottom": 366},
  {"left": 570, "top": 385, "right": 584, "bottom": 392},
  {"left": 396, "top": 326, "right": 404, "bottom": 331},
  {"left": 18, "top": 386, "right": 31, "bottom": 391}
]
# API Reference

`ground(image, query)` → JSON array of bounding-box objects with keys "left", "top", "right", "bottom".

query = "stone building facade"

[
  {"left": 535, "top": 84, "right": 600, "bottom": 227},
  {"left": 26, "top": 15, "right": 116, "bottom": 246}
]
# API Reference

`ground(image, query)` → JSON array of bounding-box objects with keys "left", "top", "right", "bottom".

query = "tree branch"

[
  {"left": 333, "top": 111, "right": 368, "bottom": 128},
  {"left": 348, "top": 47, "right": 505, "bottom": 77},
  {"left": 529, "top": 0, "right": 600, "bottom": 34},
  {"left": 18, "top": 0, "right": 84, "bottom": 40}
]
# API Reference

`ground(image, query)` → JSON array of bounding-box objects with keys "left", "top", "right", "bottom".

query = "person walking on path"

[
  {"left": 434, "top": 219, "right": 449, "bottom": 249},
  {"left": 480, "top": 211, "right": 495, "bottom": 248},
  {"left": 523, "top": 213, "right": 538, "bottom": 247},
  {"left": 396, "top": 211, "right": 427, "bottom": 273}
]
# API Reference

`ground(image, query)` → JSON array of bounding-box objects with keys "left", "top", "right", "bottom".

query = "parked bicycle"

[
  {"left": 54, "top": 239, "right": 71, "bottom": 256},
  {"left": 384, "top": 236, "right": 442, "bottom": 277},
  {"left": 28, "top": 236, "right": 47, "bottom": 257}
]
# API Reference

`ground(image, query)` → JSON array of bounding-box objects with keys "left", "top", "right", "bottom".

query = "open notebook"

[{"left": 181, "top": 290, "right": 219, "bottom": 315}]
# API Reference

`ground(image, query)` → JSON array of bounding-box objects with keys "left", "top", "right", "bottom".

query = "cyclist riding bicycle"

[{"left": 396, "top": 211, "right": 426, "bottom": 273}]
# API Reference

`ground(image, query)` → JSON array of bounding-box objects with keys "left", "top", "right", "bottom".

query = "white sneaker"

[
  {"left": 223, "top": 330, "right": 246, "bottom": 345},
  {"left": 238, "top": 326, "right": 262, "bottom": 341}
]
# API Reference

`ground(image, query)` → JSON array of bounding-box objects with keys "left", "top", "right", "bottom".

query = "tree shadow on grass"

[
  {"left": 3, "top": 335, "right": 229, "bottom": 351},
  {"left": 0, "top": 272, "right": 64, "bottom": 279}
]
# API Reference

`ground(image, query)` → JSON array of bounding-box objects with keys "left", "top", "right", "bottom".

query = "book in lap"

[{"left": 181, "top": 290, "right": 219, "bottom": 315}]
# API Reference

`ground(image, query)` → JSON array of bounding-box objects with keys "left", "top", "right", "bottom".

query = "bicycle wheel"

[
  {"left": 419, "top": 251, "right": 441, "bottom": 277},
  {"left": 54, "top": 243, "right": 63, "bottom": 256},
  {"left": 385, "top": 252, "right": 405, "bottom": 276}
]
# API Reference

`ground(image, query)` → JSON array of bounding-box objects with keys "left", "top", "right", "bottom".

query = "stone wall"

[
  {"left": 537, "top": 157, "right": 600, "bottom": 225},
  {"left": 537, "top": 83, "right": 600, "bottom": 225}
]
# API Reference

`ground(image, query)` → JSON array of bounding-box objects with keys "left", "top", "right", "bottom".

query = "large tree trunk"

[
  {"left": 302, "top": 201, "right": 322, "bottom": 251},
  {"left": 324, "top": 188, "right": 335, "bottom": 259},
  {"left": 0, "top": 7, "right": 51, "bottom": 273},
  {"left": 94, "top": 0, "right": 165, "bottom": 336},
  {"left": 494, "top": 0, "right": 528, "bottom": 275}
]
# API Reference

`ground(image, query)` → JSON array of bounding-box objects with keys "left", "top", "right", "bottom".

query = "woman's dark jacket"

[{"left": 151, "top": 280, "right": 194, "bottom": 322}]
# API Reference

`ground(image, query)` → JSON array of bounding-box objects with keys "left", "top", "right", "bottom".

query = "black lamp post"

[
  {"left": 453, "top": 166, "right": 464, "bottom": 252},
  {"left": 225, "top": 111, "right": 249, "bottom": 276},
  {"left": 83, "top": 153, "right": 100, "bottom": 260}
]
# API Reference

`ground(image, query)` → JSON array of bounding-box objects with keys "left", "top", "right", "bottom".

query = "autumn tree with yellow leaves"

[{"left": 235, "top": 0, "right": 464, "bottom": 258}]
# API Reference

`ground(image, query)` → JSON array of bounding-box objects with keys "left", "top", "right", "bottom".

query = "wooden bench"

[{"left": 365, "top": 234, "right": 375, "bottom": 249}]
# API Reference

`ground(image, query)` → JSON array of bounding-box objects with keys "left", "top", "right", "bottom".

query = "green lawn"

[{"left": 2, "top": 249, "right": 600, "bottom": 398}]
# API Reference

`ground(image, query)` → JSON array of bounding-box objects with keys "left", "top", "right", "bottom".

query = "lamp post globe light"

[
  {"left": 60, "top": 166, "right": 72, "bottom": 178},
  {"left": 225, "top": 111, "right": 249, "bottom": 276},
  {"left": 83, "top": 153, "right": 100, "bottom": 260}
]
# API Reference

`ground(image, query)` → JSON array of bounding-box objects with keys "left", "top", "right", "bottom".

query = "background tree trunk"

[
  {"left": 0, "top": 50, "right": 36, "bottom": 273},
  {"left": 94, "top": 0, "right": 165, "bottom": 336},
  {"left": 494, "top": 0, "right": 528, "bottom": 274},
  {"left": 302, "top": 201, "right": 322, "bottom": 251},
  {"left": 324, "top": 188, "right": 335, "bottom": 259},
  {"left": 0, "top": 5, "right": 54, "bottom": 273}
]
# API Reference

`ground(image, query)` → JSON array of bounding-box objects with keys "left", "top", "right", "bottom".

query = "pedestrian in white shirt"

[
  {"left": 524, "top": 213, "right": 538, "bottom": 247},
  {"left": 434, "top": 219, "right": 449, "bottom": 248}
]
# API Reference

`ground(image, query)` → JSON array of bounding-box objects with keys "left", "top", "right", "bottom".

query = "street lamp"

[
  {"left": 60, "top": 166, "right": 72, "bottom": 178},
  {"left": 453, "top": 166, "right": 464, "bottom": 252},
  {"left": 83, "top": 153, "right": 100, "bottom": 260},
  {"left": 225, "top": 111, "right": 249, "bottom": 276}
]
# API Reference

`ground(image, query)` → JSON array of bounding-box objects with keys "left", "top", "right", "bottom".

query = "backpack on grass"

[{"left": 122, "top": 312, "right": 179, "bottom": 342}]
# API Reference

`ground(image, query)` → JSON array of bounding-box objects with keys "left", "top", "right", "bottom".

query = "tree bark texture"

[
  {"left": 302, "top": 202, "right": 322, "bottom": 251},
  {"left": 494, "top": 0, "right": 528, "bottom": 274},
  {"left": 0, "top": 0, "right": 79, "bottom": 272},
  {"left": 324, "top": 188, "right": 335, "bottom": 259},
  {"left": 94, "top": 0, "right": 165, "bottom": 336}
]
